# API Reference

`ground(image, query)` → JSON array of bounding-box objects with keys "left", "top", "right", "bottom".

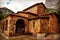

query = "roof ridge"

[{"left": 17, "top": 11, "right": 38, "bottom": 16}]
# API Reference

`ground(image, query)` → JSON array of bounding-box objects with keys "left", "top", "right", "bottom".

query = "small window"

[
  {"left": 5, "top": 19, "right": 8, "bottom": 30},
  {"left": 33, "top": 21, "right": 35, "bottom": 27},
  {"left": 2, "top": 25, "right": 4, "bottom": 33}
]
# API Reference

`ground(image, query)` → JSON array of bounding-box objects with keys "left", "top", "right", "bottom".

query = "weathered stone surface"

[{"left": 0, "top": 3, "right": 59, "bottom": 37}]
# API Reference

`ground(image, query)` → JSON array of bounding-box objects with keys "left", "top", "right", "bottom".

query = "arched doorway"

[{"left": 16, "top": 19, "right": 25, "bottom": 35}]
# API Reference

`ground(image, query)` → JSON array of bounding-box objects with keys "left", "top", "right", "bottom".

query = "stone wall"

[
  {"left": 49, "top": 14, "right": 58, "bottom": 33},
  {"left": 37, "top": 4, "right": 45, "bottom": 15},
  {"left": 1, "top": 16, "right": 11, "bottom": 36},
  {"left": 29, "top": 19, "right": 40, "bottom": 35},
  {"left": 24, "top": 6, "right": 38, "bottom": 14},
  {"left": 40, "top": 17, "right": 49, "bottom": 33},
  {"left": 9, "top": 15, "right": 29, "bottom": 36},
  {"left": 23, "top": 4, "right": 46, "bottom": 15}
]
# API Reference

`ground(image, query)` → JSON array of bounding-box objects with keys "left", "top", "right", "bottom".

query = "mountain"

[
  {"left": 0, "top": 7, "right": 15, "bottom": 14},
  {"left": 45, "top": 0, "right": 60, "bottom": 10},
  {"left": 45, "top": 0, "right": 60, "bottom": 15}
]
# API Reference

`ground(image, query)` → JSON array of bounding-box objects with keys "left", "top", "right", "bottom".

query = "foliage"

[
  {"left": 46, "top": 8, "right": 50, "bottom": 13},
  {"left": 0, "top": 14, "right": 7, "bottom": 21},
  {"left": 56, "top": 9, "right": 60, "bottom": 23},
  {"left": 56, "top": 9, "right": 60, "bottom": 15},
  {"left": 46, "top": 8, "right": 56, "bottom": 13}
]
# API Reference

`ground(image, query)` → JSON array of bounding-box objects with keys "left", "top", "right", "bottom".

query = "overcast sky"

[{"left": 0, "top": 0, "right": 46, "bottom": 13}]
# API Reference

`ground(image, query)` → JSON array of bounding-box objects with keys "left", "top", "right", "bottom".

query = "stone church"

[{"left": 0, "top": 3, "right": 59, "bottom": 37}]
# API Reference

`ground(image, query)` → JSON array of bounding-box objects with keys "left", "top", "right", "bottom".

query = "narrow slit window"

[
  {"left": 5, "top": 19, "right": 8, "bottom": 30},
  {"left": 33, "top": 21, "right": 35, "bottom": 27}
]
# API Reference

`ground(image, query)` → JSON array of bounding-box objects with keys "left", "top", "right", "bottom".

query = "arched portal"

[{"left": 16, "top": 19, "right": 25, "bottom": 35}]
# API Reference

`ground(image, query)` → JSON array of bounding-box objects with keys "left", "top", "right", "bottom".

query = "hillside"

[
  {"left": 45, "top": 0, "right": 60, "bottom": 10},
  {"left": 0, "top": 7, "right": 15, "bottom": 14}
]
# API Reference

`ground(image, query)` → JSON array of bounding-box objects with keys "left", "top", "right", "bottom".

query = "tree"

[
  {"left": 56, "top": 9, "right": 60, "bottom": 23},
  {"left": 46, "top": 8, "right": 56, "bottom": 13},
  {"left": 0, "top": 14, "right": 7, "bottom": 21}
]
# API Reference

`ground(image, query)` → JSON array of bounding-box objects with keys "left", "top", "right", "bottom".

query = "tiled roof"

[{"left": 17, "top": 11, "right": 38, "bottom": 16}]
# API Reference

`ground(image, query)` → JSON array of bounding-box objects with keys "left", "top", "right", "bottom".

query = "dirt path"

[{"left": 0, "top": 33, "right": 60, "bottom": 40}]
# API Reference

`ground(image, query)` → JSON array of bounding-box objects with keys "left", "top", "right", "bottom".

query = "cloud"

[
  {"left": 0, "top": 0, "right": 45, "bottom": 13},
  {"left": 7, "top": 2, "right": 10, "bottom": 4}
]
